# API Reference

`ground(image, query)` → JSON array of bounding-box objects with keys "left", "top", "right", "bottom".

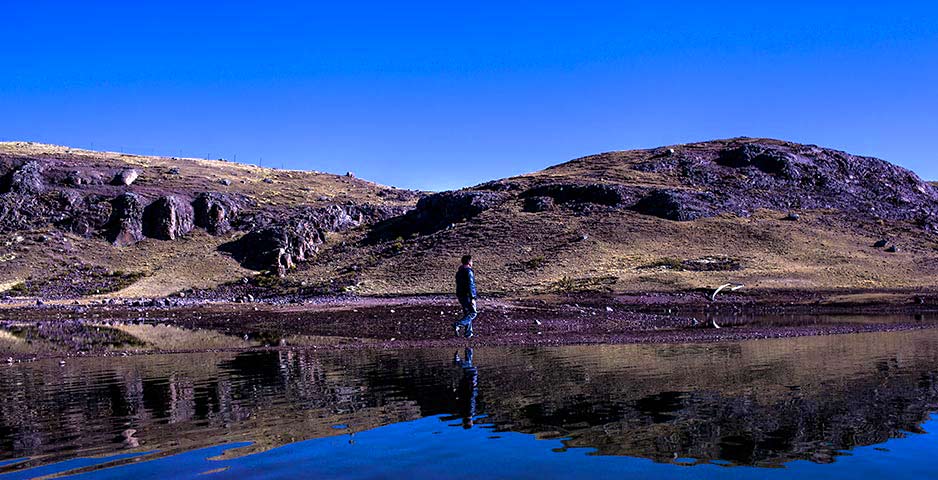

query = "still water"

[{"left": 2, "top": 327, "right": 938, "bottom": 479}]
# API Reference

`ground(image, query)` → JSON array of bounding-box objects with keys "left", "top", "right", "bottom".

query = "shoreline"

[{"left": 3, "top": 290, "right": 938, "bottom": 361}]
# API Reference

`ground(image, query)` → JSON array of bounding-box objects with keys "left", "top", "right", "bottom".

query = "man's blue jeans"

[{"left": 454, "top": 296, "right": 477, "bottom": 337}]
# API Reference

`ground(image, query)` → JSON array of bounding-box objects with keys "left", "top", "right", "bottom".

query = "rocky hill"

[
  {"left": 0, "top": 142, "right": 417, "bottom": 298},
  {"left": 2, "top": 138, "right": 938, "bottom": 301}
]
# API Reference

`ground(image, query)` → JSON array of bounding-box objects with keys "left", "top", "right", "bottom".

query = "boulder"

[
  {"left": 381, "top": 190, "right": 508, "bottom": 237},
  {"left": 224, "top": 204, "right": 400, "bottom": 276},
  {"left": 873, "top": 239, "right": 889, "bottom": 248},
  {"left": 112, "top": 169, "right": 140, "bottom": 186},
  {"left": 632, "top": 189, "right": 720, "bottom": 221},
  {"left": 143, "top": 195, "right": 194, "bottom": 240},
  {"left": 521, "top": 183, "right": 629, "bottom": 208},
  {"left": 66, "top": 171, "right": 84, "bottom": 187},
  {"left": 106, "top": 193, "right": 145, "bottom": 246},
  {"left": 57, "top": 194, "right": 112, "bottom": 237},
  {"left": 7, "top": 161, "right": 45, "bottom": 195},
  {"left": 523, "top": 196, "right": 555, "bottom": 213},
  {"left": 193, "top": 192, "right": 240, "bottom": 235},
  {"left": 234, "top": 220, "right": 325, "bottom": 276},
  {"left": 717, "top": 145, "right": 802, "bottom": 179}
]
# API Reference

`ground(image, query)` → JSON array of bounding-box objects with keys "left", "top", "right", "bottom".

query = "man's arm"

[{"left": 468, "top": 269, "right": 477, "bottom": 298}]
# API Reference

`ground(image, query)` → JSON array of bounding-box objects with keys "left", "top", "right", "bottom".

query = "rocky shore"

[{"left": 3, "top": 290, "right": 938, "bottom": 361}]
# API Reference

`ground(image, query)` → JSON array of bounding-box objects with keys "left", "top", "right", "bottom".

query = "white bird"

[{"left": 711, "top": 283, "right": 744, "bottom": 301}]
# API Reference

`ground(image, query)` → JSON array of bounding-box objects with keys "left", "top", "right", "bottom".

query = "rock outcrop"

[
  {"left": 143, "top": 195, "right": 194, "bottom": 240},
  {"left": 628, "top": 140, "right": 938, "bottom": 222},
  {"left": 521, "top": 183, "right": 630, "bottom": 207},
  {"left": 234, "top": 220, "right": 325, "bottom": 276},
  {"left": 106, "top": 193, "right": 145, "bottom": 246},
  {"left": 632, "top": 189, "right": 720, "bottom": 222},
  {"left": 193, "top": 192, "right": 240, "bottom": 235},
  {"left": 716, "top": 144, "right": 803, "bottom": 179},
  {"left": 520, "top": 183, "right": 633, "bottom": 213},
  {"left": 522, "top": 196, "right": 555, "bottom": 213},
  {"left": 7, "top": 161, "right": 45, "bottom": 195},
  {"left": 227, "top": 204, "right": 406, "bottom": 276},
  {"left": 374, "top": 190, "right": 508, "bottom": 239}
]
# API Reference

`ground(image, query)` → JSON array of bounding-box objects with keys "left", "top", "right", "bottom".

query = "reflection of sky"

[{"left": 6, "top": 416, "right": 936, "bottom": 480}]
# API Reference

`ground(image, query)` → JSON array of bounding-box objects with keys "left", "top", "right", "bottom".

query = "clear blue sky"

[{"left": 2, "top": 1, "right": 937, "bottom": 191}]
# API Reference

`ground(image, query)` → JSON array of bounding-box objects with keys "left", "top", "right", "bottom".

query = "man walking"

[{"left": 453, "top": 255, "right": 477, "bottom": 338}]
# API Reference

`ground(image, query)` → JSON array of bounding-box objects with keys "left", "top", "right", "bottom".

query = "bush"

[{"left": 6, "top": 282, "right": 29, "bottom": 296}]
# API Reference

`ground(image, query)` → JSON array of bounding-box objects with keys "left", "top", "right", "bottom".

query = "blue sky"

[{"left": 1, "top": 1, "right": 937, "bottom": 191}]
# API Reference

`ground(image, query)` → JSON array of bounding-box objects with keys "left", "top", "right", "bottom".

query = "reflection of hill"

[
  {"left": 1, "top": 329, "right": 938, "bottom": 470},
  {"left": 467, "top": 330, "right": 938, "bottom": 465}
]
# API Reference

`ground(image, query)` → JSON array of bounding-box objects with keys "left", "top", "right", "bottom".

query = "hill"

[
  {"left": 2, "top": 138, "right": 938, "bottom": 302},
  {"left": 0, "top": 141, "right": 417, "bottom": 298}
]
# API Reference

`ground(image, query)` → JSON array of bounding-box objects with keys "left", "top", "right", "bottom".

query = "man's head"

[{"left": 461, "top": 254, "right": 472, "bottom": 267}]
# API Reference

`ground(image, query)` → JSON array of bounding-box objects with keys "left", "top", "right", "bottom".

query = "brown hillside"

[{"left": 2, "top": 138, "right": 938, "bottom": 301}]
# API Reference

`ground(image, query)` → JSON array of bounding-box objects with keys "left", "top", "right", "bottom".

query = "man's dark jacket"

[{"left": 455, "top": 265, "right": 477, "bottom": 299}]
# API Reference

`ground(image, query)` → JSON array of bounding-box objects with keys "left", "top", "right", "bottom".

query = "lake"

[{"left": 2, "top": 326, "right": 938, "bottom": 479}]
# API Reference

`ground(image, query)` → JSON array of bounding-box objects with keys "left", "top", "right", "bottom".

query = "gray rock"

[
  {"left": 522, "top": 196, "right": 555, "bottom": 213},
  {"left": 192, "top": 192, "right": 240, "bottom": 235},
  {"left": 521, "top": 183, "right": 630, "bottom": 209},
  {"left": 8, "top": 161, "right": 45, "bottom": 194},
  {"left": 112, "top": 169, "right": 140, "bottom": 186},
  {"left": 717, "top": 144, "right": 802, "bottom": 180},
  {"left": 143, "top": 195, "right": 194, "bottom": 240},
  {"left": 873, "top": 239, "right": 889, "bottom": 248},
  {"left": 107, "top": 193, "right": 145, "bottom": 246},
  {"left": 226, "top": 204, "right": 396, "bottom": 276},
  {"left": 66, "top": 171, "right": 84, "bottom": 186},
  {"left": 632, "top": 189, "right": 720, "bottom": 221}
]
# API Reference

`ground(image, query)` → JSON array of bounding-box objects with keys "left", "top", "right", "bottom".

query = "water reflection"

[
  {"left": 2, "top": 327, "right": 938, "bottom": 477},
  {"left": 453, "top": 348, "right": 479, "bottom": 429}
]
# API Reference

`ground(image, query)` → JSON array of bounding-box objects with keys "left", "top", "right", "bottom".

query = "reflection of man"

[
  {"left": 453, "top": 255, "right": 478, "bottom": 338},
  {"left": 453, "top": 347, "right": 478, "bottom": 428}
]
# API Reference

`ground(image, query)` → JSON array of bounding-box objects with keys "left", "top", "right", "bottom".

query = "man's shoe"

[{"left": 465, "top": 332, "right": 474, "bottom": 339}]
